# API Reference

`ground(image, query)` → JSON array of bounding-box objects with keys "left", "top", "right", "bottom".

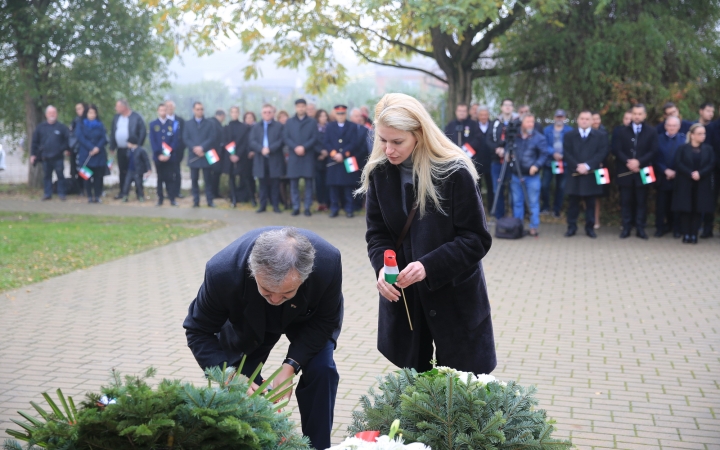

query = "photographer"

[
  {"left": 509, "top": 113, "right": 548, "bottom": 237},
  {"left": 487, "top": 98, "right": 517, "bottom": 219}
]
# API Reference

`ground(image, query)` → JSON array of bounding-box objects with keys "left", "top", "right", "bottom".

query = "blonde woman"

[{"left": 358, "top": 93, "right": 495, "bottom": 374}]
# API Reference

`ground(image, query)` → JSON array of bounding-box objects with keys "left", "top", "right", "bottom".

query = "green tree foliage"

[
  {"left": 0, "top": 0, "right": 172, "bottom": 186},
  {"left": 4, "top": 365, "right": 310, "bottom": 450},
  {"left": 485, "top": 0, "right": 720, "bottom": 126},
  {"left": 158, "top": 0, "right": 564, "bottom": 118},
  {"left": 349, "top": 369, "right": 572, "bottom": 450}
]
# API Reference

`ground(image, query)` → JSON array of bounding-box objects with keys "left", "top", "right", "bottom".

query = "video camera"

[{"left": 503, "top": 118, "right": 522, "bottom": 145}]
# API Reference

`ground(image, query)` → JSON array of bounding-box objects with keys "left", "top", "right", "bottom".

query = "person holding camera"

[
  {"left": 508, "top": 113, "right": 548, "bottom": 237},
  {"left": 487, "top": 98, "right": 517, "bottom": 219}
]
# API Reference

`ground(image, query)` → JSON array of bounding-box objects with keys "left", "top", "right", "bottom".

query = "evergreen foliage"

[
  {"left": 4, "top": 364, "right": 309, "bottom": 450},
  {"left": 349, "top": 369, "right": 572, "bottom": 450}
]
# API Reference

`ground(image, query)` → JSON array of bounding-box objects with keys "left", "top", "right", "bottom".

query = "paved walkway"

[{"left": 1, "top": 198, "right": 719, "bottom": 449}]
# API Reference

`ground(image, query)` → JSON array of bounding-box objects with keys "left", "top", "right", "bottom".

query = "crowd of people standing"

[
  {"left": 29, "top": 95, "right": 720, "bottom": 242},
  {"left": 444, "top": 99, "right": 719, "bottom": 243}
]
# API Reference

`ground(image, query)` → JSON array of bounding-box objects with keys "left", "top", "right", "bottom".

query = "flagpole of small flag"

[
  {"left": 384, "top": 250, "right": 413, "bottom": 331},
  {"left": 77, "top": 155, "right": 93, "bottom": 180}
]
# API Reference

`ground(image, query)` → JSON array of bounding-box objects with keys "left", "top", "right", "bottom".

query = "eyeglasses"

[{"left": 336, "top": 112, "right": 346, "bottom": 115}]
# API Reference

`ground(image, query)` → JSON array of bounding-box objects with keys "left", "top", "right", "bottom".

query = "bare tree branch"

[
  {"left": 350, "top": 44, "right": 448, "bottom": 83},
  {"left": 349, "top": 25, "right": 435, "bottom": 58},
  {"left": 468, "top": 3, "right": 525, "bottom": 63}
]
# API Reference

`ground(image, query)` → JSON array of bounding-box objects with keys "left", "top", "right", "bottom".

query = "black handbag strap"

[{"left": 395, "top": 206, "right": 418, "bottom": 249}]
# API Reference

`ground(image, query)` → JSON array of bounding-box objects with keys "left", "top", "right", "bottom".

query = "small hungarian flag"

[
  {"left": 205, "top": 149, "right": 220, "bottom": 165},
  {"left": 462, "top": 142, "right": 476, "bottom": 157},
  {"left": 344, "top": 156, "right": 359, "bottom": 173},
  {"left": 594, "top": 168, "right": 610, "bottom": 185},
  {"left": 225, "top": 141, "right": 236, "bottom": 155},
  {"left": 551, "top": 161, "right": 564, "bottom": 174},
  {"left": 162, "top": 142, "right": 172, "bottom": 157},
  {"left": 107, "top": 158, "right": 113, "bottom": 170},
  {"left": 78, "top": 166, "right": 93, "bottom": 180},
  {"left": 384, "top": 250, "right": 399, "bottom": 284},
  {"left": 640, "top": 166, "right": 656, "bottom": 184}
]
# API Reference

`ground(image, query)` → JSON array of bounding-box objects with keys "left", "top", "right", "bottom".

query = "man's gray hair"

[
  {"left": 665, "top": 115, "right": 681, "bottom": 126},
  {"left": 117, "top": 99, "right": 129, "bottom": 109},
  {"left": 45, "top": 105, "right": 57, "bottom": 113},
  {"left": 477, "top": 104, "right": 489, "bottom": 112},
  {"left": 248, "top": 228, "right": 316, "bottom": 286}
]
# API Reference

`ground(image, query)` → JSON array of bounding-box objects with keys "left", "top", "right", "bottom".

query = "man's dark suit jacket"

[
  {"left": 183, "top": 227, "right": 344, "bottom": 370},
  {"left": 613, "top": 122, "right": 658, "bottom": 187},
  {"left": 249, "top": 120, "right": 285, "bottom": 179}
]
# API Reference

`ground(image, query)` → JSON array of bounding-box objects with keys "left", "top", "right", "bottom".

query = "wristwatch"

[{"left": 283, "top": 358, "right": 301, "bottom": 375}]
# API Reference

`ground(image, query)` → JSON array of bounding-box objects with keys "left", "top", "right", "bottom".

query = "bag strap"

[{"left": 395, "top": 206, "right": 418, "bottom": 249}]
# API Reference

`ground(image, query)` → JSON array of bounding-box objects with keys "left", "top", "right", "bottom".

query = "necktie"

[{"left": 263, "top": 122, "right": 269, "bottom": 148}]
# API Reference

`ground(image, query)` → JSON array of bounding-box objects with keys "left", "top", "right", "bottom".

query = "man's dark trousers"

[
  {"left": 701, "top": 168, "right": 720, "bottom": 235},
  {"left": 116, "top": 147, "right": 129, "bottom": 191},
  {"left": 258, "top": 164, "right": 280, "bottom": 210},
  {"left": 156, "top": 163, "right": 175, "bottom": 204},
  {"left": 42, "top": 156, "right": 66, "bottom": 198},
  {"left": 240, "top": 339, "right": 338, "bottom": 450},
  {"left": 620, "top": 185, "right": 649, "bottom": 231},
  {"left": 191, "top": 167, "right": 213, "bottom": 206},
  {"left": 656, "top": 188, "right": 679, "bottom": 234},
  {"left": 567, "top": 195, "right": 596, "bottom": 232}
]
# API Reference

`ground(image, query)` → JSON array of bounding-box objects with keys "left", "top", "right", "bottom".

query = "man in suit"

[
  {"left": 183, "top": 227, "right": 343, "bottom": 450},
  {"left": 324, "top": 105, "right": 362, "bottom": 218},
  {"left": 165, "top": 100, "right": 185, "bottom": 199},
  {"left": 563, "top": 110, "right": 609, "bottom": 238},
  {"left": 250, "top": 104, "right": 285, "bottom": 213},
  {"left": 224, "top": 106, "right": 252, "bottom": 207},
  {"left": 284, "top": 99, "right": 320, "bottom": 216},
  {"left": 475, "top": 105, "right": 494, "bottom": 209},
  {"left": 183, "top": 102, "right": 219, "bottom": 208},
  {"left": 654, "top": 116, "right": 684, "bottom": 238},
  {"left": 109, "top": 99, "right": 147, "bottom": 199},
  {"left": 149, "top": 103, "right": 178, "bottom": 206},
  {"left": 614, "top": 104, "right": 658, "bottom": 239}
]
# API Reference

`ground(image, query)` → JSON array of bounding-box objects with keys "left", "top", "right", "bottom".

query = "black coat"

[
  {"left": 563, "top": 129, "right": 609, "bottom": 197},
  {"left": 324, "top": 121, "right": 362, "bottom": 186},
  {"left": 223, "top": 120, "right": 251, "bottom": 175},
  {"left": 475, "top": 121, "right": 493, "bottom": 172},
  {"left": 249, "top": 120, "right": 285, "bottom": 179},
  {"left": 109, "top": 111, "right": 147, "bottom": 150},
  {"left": 182, "top": 227, "right": 344, "bottom": 370},
  {"left": 365, "top": 162, "right": 495, "bottom": 374},
  {"left": 171, "top": 115, "right": 186, "bottom": 164},
  {"left": 209, "top": 117, "right": 226, "bottom": 173},
  {"left": 672, "top": 144, "right": 716, "bottom": 213},
  {"left": 444, "top": 118, "right": 489, "bottom": 171},
  {"left": 183, "top": 117, "right": 219, "bottom": 169},
  {"left": 283, "top": 115, "right": 319, "bottom": 179},
  {"left": 31, "top": 121, "right": 70, "bottom": 160},
  {"left": 613, "top": 123, "right": 658, "bottom": 187},
  {"left": 128, "top": 146, "right": 152, "bottom": 175}
]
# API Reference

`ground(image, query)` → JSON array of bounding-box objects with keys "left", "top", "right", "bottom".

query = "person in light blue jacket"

[{"left": 542, "top": 109, "right": 574, "bottom": 217}]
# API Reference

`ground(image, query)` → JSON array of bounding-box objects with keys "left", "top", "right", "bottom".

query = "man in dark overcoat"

[
  {"left": 250, "top": 104, "right": 285, "bottom": 213},
  {"left": 324, "top": 105, "right": 362, "bottom": 218},
  {"left": 224, "top": 106, "right": 252, "bottom": 207},
  {"left": 444, "top": 103, "right": 482, "bottom": 161},
  {"left": 183, "top": 102, "right": 219, "bottom": 208},
  {"left": 183, "top": 227, "right": 343, "bottom": 450},
  {"left": 563, "top": 110, "right": 609, "bottom": 238},
  {"left": 613, "top": 104, "right": 658, "bottom": 239},
  {"left": 284, "top": 99, "right": 319, "bottom": 216}
]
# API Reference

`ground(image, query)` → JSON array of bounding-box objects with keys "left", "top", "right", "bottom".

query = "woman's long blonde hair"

[{"left": 355, "top": 93, "right": 478, "bottom": 217}]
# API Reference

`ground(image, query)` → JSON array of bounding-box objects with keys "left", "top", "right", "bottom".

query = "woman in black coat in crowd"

[
  {"left": 75, "top": 104, "right": 108, "bottom": 203},
  {"left": 314, "top": 109, "right": 330, "bottom": 211},
  {"left": 672, "top": 123, "right": 716, "bottom": 244},
  {"left": 358, "top": 93, "right": 495, "bottom": 374}
]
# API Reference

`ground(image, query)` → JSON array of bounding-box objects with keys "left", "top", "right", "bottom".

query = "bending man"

[{"left": 183, "top": 227, "right": 343, "bottom": 449}]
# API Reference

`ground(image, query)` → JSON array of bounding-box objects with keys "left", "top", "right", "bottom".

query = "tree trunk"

[
  {"left": 25, "top": 91, "right": 44, "bottom": 188},
  {"left": 444, "top": 68, "right": 474, "bottom": 121}
]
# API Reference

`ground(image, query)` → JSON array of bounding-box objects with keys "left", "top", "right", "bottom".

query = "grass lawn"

[{"left": 0, "top": 212, "right": 223, "bottom": 292}]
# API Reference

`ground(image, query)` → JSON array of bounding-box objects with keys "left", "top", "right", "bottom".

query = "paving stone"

[{"left": 0, "top": 198, "right": 719, "bottom": 448}]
